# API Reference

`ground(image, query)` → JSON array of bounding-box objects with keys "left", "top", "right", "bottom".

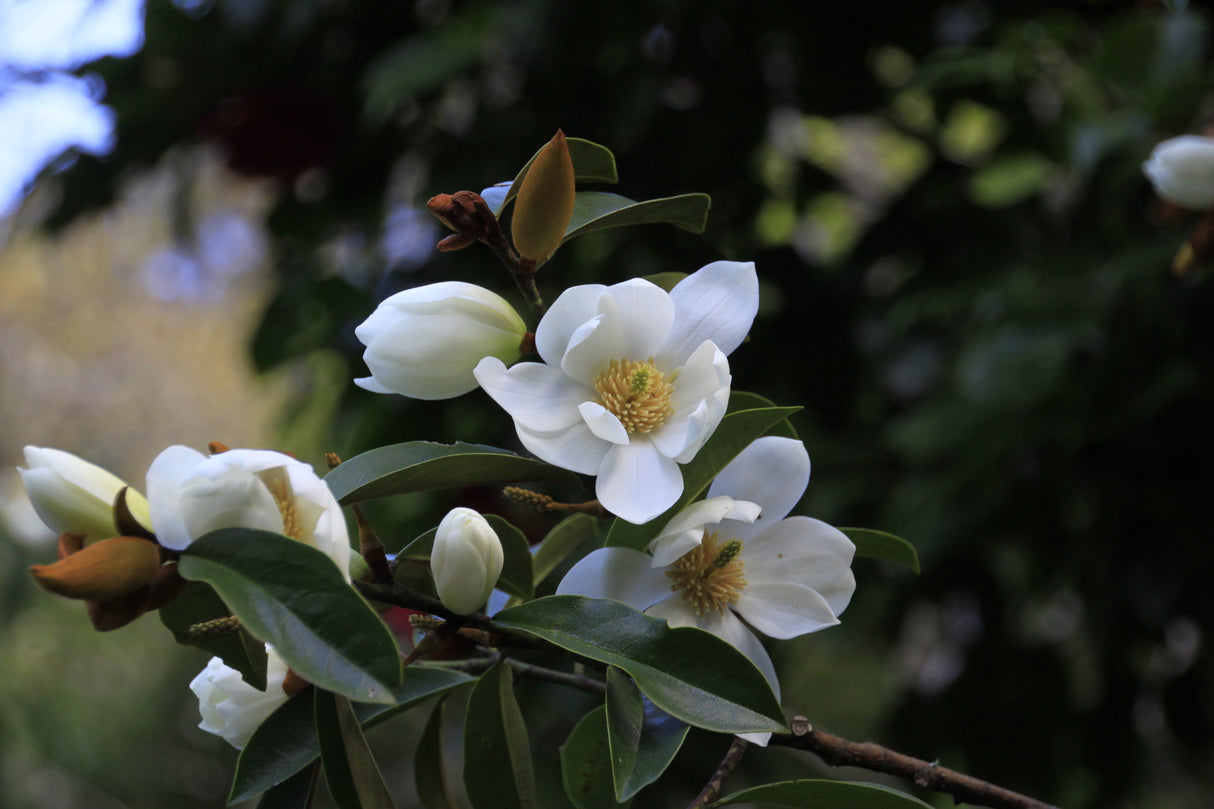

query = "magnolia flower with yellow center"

[
  {"left": 557, "top": 436, "right": 856, "bottom": 744},
  {"left": 474, "top": 261, "right": 759, "bottom": 525},
  {"left": 145, "top": 445, "right": 350, "bottom": 581}
]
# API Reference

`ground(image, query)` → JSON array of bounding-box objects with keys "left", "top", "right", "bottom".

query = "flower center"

[
  {"left": 593, "top": 358, "right": 675, "bottom": 435},
  {"left": 665, "top": 531, "right": 747, "bottom": 616},
  {"left": 257, "top": 468, "right": 303, "bottom": 540}
]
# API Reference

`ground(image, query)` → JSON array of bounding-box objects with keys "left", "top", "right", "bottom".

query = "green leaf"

[
  {"left": 415, "top": 699, "right": 462, "bottom": 809},
  {"left": 561, "top": 706, "right": 629, "bottom": 809},
  {"left": 392, "top": 514, "right": 534, "bottom": 601},
  {"left": 840, "top": 527, "right": 920, "bottom": 574},
  {"left": 324, "top": 441, "right": 579, "bottom": 505},
  {"left": 532, "top": 513, "right": 599, "bottom": 588},
  {"left": 231, "top": 668, "right": 473, "bottom": 803},
  {"left": 604, "top": 668, "right": 688, "bottom": 802},
  {"left": 604, "top": 405, "right": 801, "bottom": 552},
  {"left": 159, "top": 580, "right": 268, "bottom": 690},
  {"left": 495, "top": 596, "right": 786, "bottom": 735},
  {"left": 178, "top": 529, "right": 401, "bottom": 704},
  {"left": 255, "top": 763, "right": 318, "bottom": 809},
  {"left": 315, "top": 690, "right": 396, "bottom": 809},
  {"left": 725, "top": 391, "right": 799, "bottom": 438},
  {"left": 463, "top": 662, "right": 536, "bottom": 809},
  {"left": 561, "top": 191, "right": 711, "bottom": 242},
  {"left": 708, "top": 779, "right": 935, "bottom": 809},
  {"left": 483, "top": 138, "right": 619, "bottom": 214}
]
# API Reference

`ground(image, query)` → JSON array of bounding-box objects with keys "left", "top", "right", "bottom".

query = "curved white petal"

[
  {"left": 516, "top": 422, "right": 609, "bottom": 476},
  {"left": 650, "top": 341, "right": 730, "bottom": 462},
  {"left": 146, "top": 444, "right": 208, "bottom": 550},
  {"left": 535, "top": 284, "right": 609, "bottom": 366},
  {"left": 596, "top": 440, "right": 684, "bottom": 525},
  {"left": 709, "top": 436, "right": 810, "bottom": 538},
  {"left": 559, "top": 281, "right": 674, "bottom": 385},
  {"left": 657, "top": 261, "right": 758, "bottom": 365},
  {"left": 556, "top": 547, "right": 672, "bottom": 610},
  {"left": 648, "top": 496, "right": 761, "bottom": 567},
  {"left": 733, "top": 580, "right": 841, "bottom": 639},
  {"left": 579, "top": 401, "right": 631, "bottom": 445},
  {"left": 354, "top": 375, "right": 394, "bottom": 394},
  {"left": 474, "top": 357, "right": 592, "bottom": 433},
  {"left": 742, "top": 516, "right": 856, "bottom": 617}
]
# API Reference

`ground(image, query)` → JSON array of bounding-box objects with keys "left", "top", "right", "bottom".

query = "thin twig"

[
  {"left": 685, "top": 736, "right": 749, "bottom": 809},
  {"left": 507, "top": 660, "right": 606, "bottom": 695},
  {"left": 773, "top": 716, "right": 1060, "bottom": 809}
]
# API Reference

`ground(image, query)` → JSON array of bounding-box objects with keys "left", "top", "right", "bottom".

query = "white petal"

[
  {"left": 579, "top": 401, "right": 631, "bottom": 445},
  {"left": 516, "top": 422, "right": 609, "bottom": 476},
  {"left": 560, "top": 280, "right": 673, "bottom": 384},
  {"left": 657, "top": 261, "right": 758, "bottom": 365},
  {"left": 556, "top": 547, "right": 672, "bottom": 609},
  {"left": 354, "top": 375, "right": 394, "bottom": 394},
  {"left": 146, "top": 445, "right": 207, "bottom": 550},
  {"left": 734, "top": 580, "right": 841, "bottom": 639},
  {"left": 596, "top": 441, "right": 684, "bottom": 525},
  {"left": 650, "top": 341, "right": 730, "bottom": 462},
  {"left": 474, "top": 357, "right": 591, "bottom": 433},
  {"left": 648, "top": 496, "right": 761, "bottom": 567},
  {"left": 535, "top": 284, "right": 608, "bottom": 366},
  {"left": 742, "top": 516, "right": 856, "bottom": 617},
  {"left": 709, "top": 436, "right": 809, "bottom": 536}
]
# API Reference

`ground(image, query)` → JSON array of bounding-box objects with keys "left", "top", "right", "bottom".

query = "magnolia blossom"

[
  {"left": 190, "top": 644, "right": 292, "bottom": 749},
  {"left": 1143, "top": 135, "right": 1214, "bottom": 210},
  {"left": 431, "top": 506, "right": 504, "bottom": 614},
  {"left": 355, "top": 281, "right": 528, "bottom": 400},
  {"left": 145, "top": 446, "right": 350, "bottom": 580},
  {"left": 18, "top": 446, "right": 152, "bottom": 541},
  {"left": 474, "top": 261, "right": 758, "bottom": 524},
  {"left": 557, "top": 436, "right": 856, "bottom": 743}
]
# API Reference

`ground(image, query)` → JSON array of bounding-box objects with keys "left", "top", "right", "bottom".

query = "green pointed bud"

[
  {"left": 430, "top": 507, "right": 504, "bottom": 614},
  {"left": 511, "top": 129, "right": 576, "bottom": 264}
]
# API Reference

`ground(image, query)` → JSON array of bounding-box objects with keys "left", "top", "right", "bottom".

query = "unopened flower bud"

[
  {"left": 190, "top": 644, "right": 295, "bottom": 749},
  {"left": 29, "top": 535, "right": 161, "bottom": 601},
  {"left": 511, "top": 130, "right": 576, "bottom": 264},
  {"left": 430, "top": 507, "right": 504, "bottom": 614},
  {"left": 1143, "top": 135, "right": 1214, "bottom": 210},
  {"left": 18, "top": 446, "right": 152, "bottom": 541},
  {"left": 354, "top": 282, "right": 528, "bottom": 400}
]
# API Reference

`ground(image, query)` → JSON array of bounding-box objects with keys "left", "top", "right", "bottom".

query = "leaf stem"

[{"left": 685, "top": 736, "right": 748, "bottom": 809}]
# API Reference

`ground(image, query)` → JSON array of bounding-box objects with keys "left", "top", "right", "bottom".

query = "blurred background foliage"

[{"left": 2, "top": 0, "right": 1214, "bottom": 807}]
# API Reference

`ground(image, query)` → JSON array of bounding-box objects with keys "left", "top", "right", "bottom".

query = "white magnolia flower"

[
  {"left": 146, "top": 445, "right": 351, "bottom": 580},
  {"left": 1143, "top": 135, "right": 1214, "bottom": 210},
  {"left": 557, "top": 436, "right": 856, "bottom": 744},
  {"left": 474, "top": 261, "right": 759, "bottom": 525},
  {"left": 355, "top": 281, "right": 528, "bottom": 400},
  {"left": 190, "top": 644, "right": 292, "bottom": 749},
  {"left": 18, "top": 446, "right": 152, "bottom": 541},
  {"left": 431, "top": 506, "right": 504, "bottom": 614}
]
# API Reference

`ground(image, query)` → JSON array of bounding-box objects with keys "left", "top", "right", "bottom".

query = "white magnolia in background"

[
  {"left": 18, "top": 445, "right": 151, "bottom": 541},
  {"left": 191, "top": 644, "right": 295, "bottom": 749},
  {"left": 475, "top": 260, "right": 759, "bottom": 524},
  {"left": 145, "top": 445, "right": 351, "bottom": 580},
  {"left": 430, "top": 506, "right": 505, "bottom": 614},
  {"left": 558, "top": 435, "right": 856, "bottom": 743},
  {"left": 355, "top": 281, "right": 528, "bottom": 400},
  {"left": 1143, "top": 135, "right": 1214, "bottom": 210}
]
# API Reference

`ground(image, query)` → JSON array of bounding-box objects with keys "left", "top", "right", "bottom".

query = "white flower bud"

[
  {"left": 355, "top": 282, "right": 528, "bottom": 400},
  {"left": 431, "top": 507, "right": 504, "bottom": 614},
  {"left": 190, "top": 644, "right": 291, "bottom": 749},
  {"left": 1143, "top": 135, "right": 1214, "bottom": 210},
  {"left": 18, "top": 446, "right": 151, "bottom": 541}
]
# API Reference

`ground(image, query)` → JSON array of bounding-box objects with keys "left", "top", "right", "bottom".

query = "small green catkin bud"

[
  {"left": 187, "top": 615, "right": 243, "bottom": 639},
  {"left": 503, "top": 486, "right": 555, "bottom": 511}
]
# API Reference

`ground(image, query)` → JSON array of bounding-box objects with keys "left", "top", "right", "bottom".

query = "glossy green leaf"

[
  {"left": 840, "top": 527, "right": 920, "bottom": 574},
  {"left": 415, "top": 699, "right": 462, "bottom": 809},
  {"left": 159, "top": 580, "right": 268, "bottom": 690},
  {"left": 463, "top": 662, "right": 536, "bottom": 809},
  {"left": 392, "top": 514, "right": 533, "bottom": 601},
  {"left": 495, "top": 596, "right": 786, "bottom": 735},
  {"left": 561, "top": 705, "right": 629, "bottom": 809},
  {"left": 604, "top": 406, "right": 801, "bottom": 551},
  {"left": 605, "top": 668, "right": 688, "bottom": 802},
  {"left": 532, "top": 513, "right": 599, "bottom": 588},
  {"left": 324, "top": 441, "right": 579, "bottom": 505},
  {"left": 482, "top": 138, "right": 618, "bottom": 215},
  {"left": 561, "top": 191, "right": 710, "bottom": 242},
  {"left": 315, "top": 690, "right": 396, "bottom": 809},
  {"left": 726, "top": 391, "right": 798, "bottom": 439},
  {"left": 178, "top": 529, "right": 400, "bottom": 704},
  {"left": 708, "top": 779, "right": 935, "bottom": 809},
  {"left": 255, "top": 763, "right": 318, "bottom": 809},
  {"left": 231, "top": 668, "right": 472, "bottom": 803}
]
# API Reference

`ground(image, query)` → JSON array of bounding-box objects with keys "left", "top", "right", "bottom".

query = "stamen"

[
  {"left": 257, "top": 468, "right": 303, "bottom": 540},
  {"left": 665, "top": 531, "right": 747, "bottom": 616},
  {"left": 593, "top": 358, "right": 675, "bottom": 435}
]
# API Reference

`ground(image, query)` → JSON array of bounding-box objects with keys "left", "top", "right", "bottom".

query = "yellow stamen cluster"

[
  {"left": 593, "top": 358, "right": 675, "bottom": 435},
  {"left": 665, "top": 531, "right": 747, "bottom": 616},
  {"left": 258, "top": 468, "right": 303, "bottom": 540}
]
